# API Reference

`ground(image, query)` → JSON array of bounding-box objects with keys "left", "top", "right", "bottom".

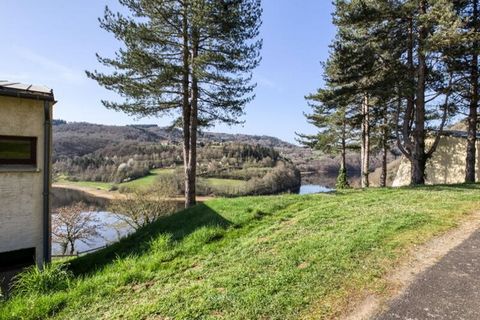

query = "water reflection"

[
  {"left": 52, "top": 211, "right": 133, "bottom": 255},
  {"left": 299, "top": 184, "right": 333, "bottom": 195}
]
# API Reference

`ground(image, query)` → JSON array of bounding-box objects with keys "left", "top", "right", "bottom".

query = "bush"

[
  {"left": 196, "top": 179, "right": 214, "bottom": 196},
  {"left": 11, "top": 263, "right": 72, "bottom": 296},
  {"left": 335, "top": 167, "right": 349, "bottom": 189},
  {"left": 244, "top": 161, "right": 301, "bottom": 195},
  {"left": 109, "top": 184, "right": 178, "bottom": 230},
  {"left": 156, "top": 171, "right": 184, "bottom": 195}
]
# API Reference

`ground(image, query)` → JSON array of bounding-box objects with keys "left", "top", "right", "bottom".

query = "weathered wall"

[
  {"left": 392, "top": 136, "right": 480, "bottom": 186},
  {"left": 0, "top": 96, "right": 49, "bottom": 266}
]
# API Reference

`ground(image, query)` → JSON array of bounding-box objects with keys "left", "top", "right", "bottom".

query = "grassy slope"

[{"left": 2, "top": 185, "right": 480, "bottom": 320}]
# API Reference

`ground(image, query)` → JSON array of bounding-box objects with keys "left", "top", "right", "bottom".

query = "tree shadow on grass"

[{"left": 68, "top": 203, "right": 231, "bottom": 276}]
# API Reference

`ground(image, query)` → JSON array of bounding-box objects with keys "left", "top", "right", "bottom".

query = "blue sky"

[{"left": 0, "top": 1, "right": 335, "bottom": 143}]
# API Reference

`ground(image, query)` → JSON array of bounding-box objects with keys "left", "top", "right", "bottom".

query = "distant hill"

[
  {"left": 53, "top": 121, "right": 296, "bottom": 159},
  {"left": 54, "top": 121, "right": 400, "bottom": 188}
]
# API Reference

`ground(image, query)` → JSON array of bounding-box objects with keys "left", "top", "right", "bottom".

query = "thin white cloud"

[
  {"left": 255, "top": 74, "right": 283, "bottom": 93},
  {"left": 12, "top": 46, "right": 84, "bottom": 84},
  {"left": 0, "top": 72, "right": 34, "bottom": 82}
]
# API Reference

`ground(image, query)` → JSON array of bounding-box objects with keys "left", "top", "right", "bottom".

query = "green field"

[
  {"left": 55, "top": 169, "right": 176, "bottom": 191},
  {"left": 55, "top": 176, "right": 114, "bottom": 191},
  {"left": 56, "top": 169, "right": 248, "bottom": 195},
  {"left": 121, "top": 168, "right": 175, "bottom": 190},
  {"left": 201, "top": 178, "right": 247, "bottom": 194},
  {"left": 204, "top": 178, "right": 246, "bottom": 187},
  {"left": 2, "top": 185, "right": 480, "bottom": 319}
]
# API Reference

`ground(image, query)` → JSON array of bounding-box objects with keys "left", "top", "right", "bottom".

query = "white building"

[{"left": 0, "top": 81, "right": 55, "bottom": 269}]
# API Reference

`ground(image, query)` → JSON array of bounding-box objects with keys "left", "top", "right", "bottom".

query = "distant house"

[
  {"left": 393, "top": 130, "right": 480, "bottom": 186},
  {"left": 0, "top": 81, "right": 56, "bottom": 270}
]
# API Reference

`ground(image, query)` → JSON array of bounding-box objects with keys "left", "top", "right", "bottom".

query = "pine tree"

[
  {"left": 345, "top": 0, "right": 459, "bottom": 185},
  {"left": 324, "top": 0, "right": 404, "bottom": 188},
  {"left": 394, "top": 0, "right": 460, "bottom": 185},
  {"left": 296, "top": 90, "right": 355, "bottom": 189},
  {"left": 87, "top": 0, "right": 262, "bottom": 207},
  {"left": 464, "top": 0, "right": 480, "bottom": 183},
  {"left": 448, "top": 0, "right": 480, "bottom": 183},
  {"left": 312, "top": 0, "right": 461, "bottom": 187},
  {"left": 297, "top": 55, "right": 360, "bottom": 189}
]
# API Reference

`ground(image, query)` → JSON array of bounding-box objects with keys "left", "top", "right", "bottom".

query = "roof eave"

[{"left": 0, "top": 87, "right": 55, "bottom": 102}]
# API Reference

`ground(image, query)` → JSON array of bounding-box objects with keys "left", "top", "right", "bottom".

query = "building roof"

[{"left": 0, "top": 81, "right": 54, "bottom": 101}]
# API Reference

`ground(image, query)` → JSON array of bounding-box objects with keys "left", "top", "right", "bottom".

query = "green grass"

[
  {"left": 204, "top": 178, "right": 246, "bottom": 187},
  {"left": 57, "top": 169, "right": 247, "bottom": 195},
  {"left": 121, "top": 168, "right": 175, "bottom": 190},
  {"left": 55, "top": 169, "right": 175, "bottom": 192},
  {"left": 201, "top": 178, "right": 247, "bottom": 194},
  {"left": 2, "top": 185, "right": 480, "bottom": 319},
  {"left": 55, "top": 178, "right": 114, "bottom": 191}
]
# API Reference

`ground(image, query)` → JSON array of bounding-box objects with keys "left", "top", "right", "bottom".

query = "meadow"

[{"left": 2, "top": 185, "right": 480, "bottom": 319}]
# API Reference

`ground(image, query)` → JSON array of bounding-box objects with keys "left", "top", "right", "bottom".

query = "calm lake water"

[
  {"left": 52, "top": 212, "right": 133, "bottom": 255},
  {"left": 299, "top": 184, "right": 333, "bottom": 195}
]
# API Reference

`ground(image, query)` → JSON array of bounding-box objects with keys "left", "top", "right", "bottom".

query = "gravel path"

[{"left": 375, "top": 230, "right": 480, "bottom": 320}]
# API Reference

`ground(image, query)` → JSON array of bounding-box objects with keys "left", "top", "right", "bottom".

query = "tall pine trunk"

[
  {"left": 466, "top": 0, "right": 479, "bottom": 183},
  {"left": 361, "top": 94, "right": 370, "bottom": 188},
  {"left": 380, "top": 108, "right": 388, "bottom": 188},
  {"left": 396, "top": 18, "right": 416, "bottom": 182},
  {"left": 336, "top": 118, "right": 349, "bottom": 189},
  {"left": 181, "top": 6, "right": 195, "bottom": 208},
  {"left": 186, "top": 36, "right": 200, "bottom": 207},
  {"left": 411, "top": 0, "right": 428, "bottom": 185}
]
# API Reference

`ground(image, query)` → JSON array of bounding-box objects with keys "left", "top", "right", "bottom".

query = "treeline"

[
  {"left": 54, "top": 142, "right": 281, "bottom": 184},
  {"left": 53, "top": 121, "right": 294, "bottom": 161},
  {"left": 157, "top": 161, "right": 301, "bottom": 197},
  {"left": 299, "top": 0, "right": 480, "bottom": 188}
]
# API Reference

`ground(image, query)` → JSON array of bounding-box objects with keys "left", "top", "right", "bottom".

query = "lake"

[
  {"left": 299, "top": 184, "right": 333, "bottom": 195},
  {"left": 52, "top": 211, "right": 133, "bottom": 255}
]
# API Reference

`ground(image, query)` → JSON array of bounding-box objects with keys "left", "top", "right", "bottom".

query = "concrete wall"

[
  {"left": 392, "top": 136, "right": 480, "bottom": 186},
  {"left": 0, "top": 96, "right": 50, "bottom": 266}
]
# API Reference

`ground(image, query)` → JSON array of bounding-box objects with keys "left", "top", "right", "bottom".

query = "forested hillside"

[
  {"left": 52, "top": 121, "right": 301, "bottom": 196},
  {"left": 52, "top": 121, "right": 399, "bottom": 188},
  {"left": 52, "top": 121, "right": 294, "bottom": 160}
]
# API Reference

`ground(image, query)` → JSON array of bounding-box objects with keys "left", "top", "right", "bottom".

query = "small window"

[{"left": 0, "top": 136, "right": 37, "bottom": 165}]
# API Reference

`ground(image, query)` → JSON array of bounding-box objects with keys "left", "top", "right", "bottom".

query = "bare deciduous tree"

[
  {"left": 52, "top": 202, "right": 104, "bottom": 255},
  {"left": 109, "top": 184, "right": 178, "bottom": 231}
]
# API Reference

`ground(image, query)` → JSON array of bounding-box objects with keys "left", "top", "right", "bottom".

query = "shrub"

[
  {"left": 196, "top": 179, "right": 214, "bottom": 196},
  {"left": 335, "top": 167, "right": 349, "bottom": 189},
  {"left": 156, "top": 172, "right": 183, "bottom": 195},
  {"left": 109, "top": 184, "right": 178, "bottom": 230},
  {"left": 117, "top": 185, "right": 131, "bottom": 193},
  {"left": 11, "top": 263, "right": 72, "bottom": 296},
  {"left": 244, "top": 161, "right": 301, "bottom": 195}
]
